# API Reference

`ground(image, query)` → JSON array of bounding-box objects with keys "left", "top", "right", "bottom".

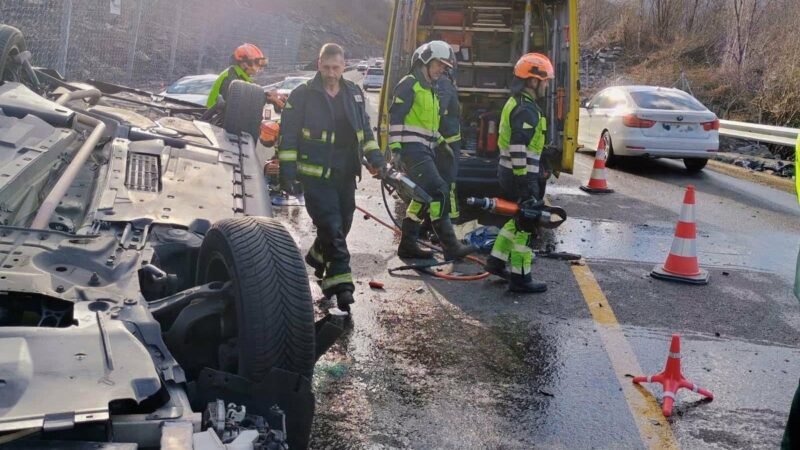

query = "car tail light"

[
  {"left": 622, "top": 114, "right": 656, "bottom": 128},
  {"left": 702, "top": 119, "right": 720, "bottom": 131}
]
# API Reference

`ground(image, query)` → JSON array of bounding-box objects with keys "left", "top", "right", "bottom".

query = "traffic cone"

[
  {"left": 632, "top": 334, "right": 713, "bottom": 417},
  {"left": 580, "top": 135, "right": 614, "bottom": 194},
  {"left": 651, "top": 185, "right": 709, "bottom": 284}
]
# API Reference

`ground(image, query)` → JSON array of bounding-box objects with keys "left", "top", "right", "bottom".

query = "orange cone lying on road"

[
  {"left": 651, "top": 185, "right": 710, "bottom": 284},
  {"left": 633, "top": 334, "right": 714, "bottom": 417},
  {"left": 580, "top": 135, "right": 614, "bottom": 194}
]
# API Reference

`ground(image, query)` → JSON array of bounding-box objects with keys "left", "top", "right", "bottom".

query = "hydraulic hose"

[{"left": 355, "top": 203, "right": 489, "bottom": 281}]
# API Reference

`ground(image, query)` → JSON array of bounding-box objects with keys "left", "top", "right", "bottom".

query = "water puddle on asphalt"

[{"left": 539, "top": 217, "right": 797, "bottom": 282}]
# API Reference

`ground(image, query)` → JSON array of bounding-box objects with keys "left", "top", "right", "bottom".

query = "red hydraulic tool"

[{"left": 466, "top": 197, "right": 567, "bottom": 229}]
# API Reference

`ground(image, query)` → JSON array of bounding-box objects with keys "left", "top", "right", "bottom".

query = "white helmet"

[{"left": 413, "top": 40, "right": 455, "bottom": 68}]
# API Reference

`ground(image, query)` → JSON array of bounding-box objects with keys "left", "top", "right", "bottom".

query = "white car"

[
  {"left": 274, "top": 76, "right": 312, "bottom": 97},
  {"left": 357, "top": 61, "right": 369, "bottom": 72},
  {"left": 362, "top": 67, "right": 384, "bottom": 91},
  {"left": 578, "top": 86, "right": 719, "bottom": 172},
  {"left": 159, "top": 74, "right": 218, "bottom": 106}
]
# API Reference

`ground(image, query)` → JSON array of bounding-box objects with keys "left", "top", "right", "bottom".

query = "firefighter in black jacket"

[{"left": 277, "top": 44, "right": 384, "bottom": 314}]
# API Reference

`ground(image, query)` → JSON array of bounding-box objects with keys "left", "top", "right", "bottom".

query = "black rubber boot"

[
  {"left": 305, "top": 252, "right": 325, "bottom": 279},
  {"left": 433, "top": 217, "right": 477, "bottom": 261},
  {"left": 509, "top": 273, "right": 547, "bottom": 293},
  {"left": 484, "top": 256, "right": 509, "bottom": 279},
  {"left": 336, "top": 290, "right": 354, "bottom": 314},
  {"left": 398, "top": 218, "right": 435, "bottom": 259}
]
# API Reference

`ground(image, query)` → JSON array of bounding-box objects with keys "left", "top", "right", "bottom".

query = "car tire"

[
  {"left": 601, "top": 131, "right": 618, "bottom": 167},
  {"left": 197, "top": 217, "right": 315, "bottom": 381},
  {"left": 0, "top": 24, "right": 26, "bottom": 83},
  {"left": 224, "top": 80, "right": 266, "bottom": 143},
  {"left": 684, "top": 158, "right": 708, "bottom": 173}
]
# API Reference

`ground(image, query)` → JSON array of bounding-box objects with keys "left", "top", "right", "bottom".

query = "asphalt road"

[{"left": 271, "top": 71, "right": 800, "bottom": 449}]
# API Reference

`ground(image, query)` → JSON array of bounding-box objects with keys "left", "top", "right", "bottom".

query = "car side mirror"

[{"left": 581, "top": 99, "right": 592, "bottom": 108}]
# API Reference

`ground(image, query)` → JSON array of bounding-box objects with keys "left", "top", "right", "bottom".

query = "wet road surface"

[{"left": 271, "top": 72, "right": 800, "bottom": 449}]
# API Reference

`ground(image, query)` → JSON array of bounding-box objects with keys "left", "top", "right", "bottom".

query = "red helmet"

[
  {"left": 513, "top": 53, "right": 554, "bottom": 81},
  {"left": 233, "top": 43, "right": 267, "bottom": 67}
]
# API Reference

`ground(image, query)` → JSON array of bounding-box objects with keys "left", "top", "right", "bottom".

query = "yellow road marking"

[{"left": 571, "top": 264, "right": 680, "bottom": 450}]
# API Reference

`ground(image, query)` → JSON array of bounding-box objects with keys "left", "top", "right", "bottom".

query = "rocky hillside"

[
  {"left": 239, "top": 0, "right": 391, "bottom": 61},
  {"left": 578, "top": 0, "right": 797, "bottom": 177}
]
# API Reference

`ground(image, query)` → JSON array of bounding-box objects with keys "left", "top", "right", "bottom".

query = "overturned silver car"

[{"left": 0, "top": 24, "right": 340, "bottom": 449}]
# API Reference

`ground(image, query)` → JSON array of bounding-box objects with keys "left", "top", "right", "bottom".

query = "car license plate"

[{"left": 663, "top": 122, "right": 695, "bottom": 133}]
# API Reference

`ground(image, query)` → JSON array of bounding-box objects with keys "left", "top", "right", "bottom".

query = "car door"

[{"left": 579, "top": 91, "right": 607, "bottom": 147}]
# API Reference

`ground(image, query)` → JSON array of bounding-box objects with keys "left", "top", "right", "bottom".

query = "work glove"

[
  {"left": 365, "top": 151, "right": 387, "bottom": 178},
  {"left": 514, "top": 175, "right": 531, "bottom": 201},
  {"left": 265, "top": 89, "right": 286, "bottom": 113}
]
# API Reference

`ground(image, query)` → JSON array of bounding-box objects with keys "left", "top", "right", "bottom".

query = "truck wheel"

[
  {"left": 0, "top": 24, "right": 26, "bottom": 83},
  {"left": 223, "top": 80, "right": 266, "bottom": 143},
  {"left": 197, "top": 217, "right": 315, "bottom": 380},
  {"left": 684, "top": 158, "right": 708, "bottom": 173}
]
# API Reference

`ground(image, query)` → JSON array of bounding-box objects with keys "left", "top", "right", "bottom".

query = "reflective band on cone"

[
  {"left": 652, "top": 185, "right": 709, "bottom": 284},
  {"left": 580, "top": 135, "right": 614, "bottom": 194}
]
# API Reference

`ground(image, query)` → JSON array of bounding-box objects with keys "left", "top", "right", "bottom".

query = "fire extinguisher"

[
  {"left": 487, "top": 117, "right": 498, "bottom": 153},
  {"left": 478, "top": 111, "right": 499, "bottom": 156}
]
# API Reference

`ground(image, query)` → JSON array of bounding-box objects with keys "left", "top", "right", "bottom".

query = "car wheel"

[
  {"left": 197, "top": 217, "right": 315, "bottom": 381},
  {"left": 224, "top": 80, "right": 267, "bottom": 143},
  {"left": 684, "top": 158, "right": 708, "bottom": 173},
  {"left": 0, "top": 24, "right": 27, "bottom": 83},
  {"left": 601, "top": 131, "right": 618, "bottom": 167}
]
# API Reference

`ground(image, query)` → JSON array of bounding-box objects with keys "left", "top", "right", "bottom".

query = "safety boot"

[
  {"left": 398, "top": 218, "right": 434, "bottom": 259},
  {"left": 484, "top": 256, "right": 509, "bottom": 279},
  {"left": 335, "top": 290, "right": 354, "bottom": 315},
  {"left": 305, "top": 252, "right": 325, "bottom": 279},
  {"left": 508, "top": 273, "right": 547, "bottom": 293},
  {"left": 433, "top": 217, "right": 477, "bottom": 261}
]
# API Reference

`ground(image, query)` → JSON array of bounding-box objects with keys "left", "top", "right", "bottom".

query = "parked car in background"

[
  {"left": 274, "top": 75, "right": 312, "bottom": 96},
  {"left": 262, "top": 75, "right": 312, "bottom": 120},
  {"left": 362, "top": 67, "right": 384, "bottom": 91},
  {"left": 158, "top": 73, "right": 218, "bottom": 106},
  {"left": 578, "top": 86, "right": 719, "bottom": 172},
  {"left": 357, "top": 61, "right": 369, "bottom": 72}
]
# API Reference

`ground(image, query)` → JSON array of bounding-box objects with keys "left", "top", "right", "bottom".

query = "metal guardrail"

[{"left": 719, "top": 120, "right": 799, "bottom": 147}]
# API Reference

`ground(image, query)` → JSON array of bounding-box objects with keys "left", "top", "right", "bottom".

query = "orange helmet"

[
  {"left": 259, "top": 120, "right": 280, "bottom": 147},
  {"left": 513, "top": 53, "right": 554, "bottom": 81},
  {"left": 233, "top": 43, "right": 267, "bottom": 67}
]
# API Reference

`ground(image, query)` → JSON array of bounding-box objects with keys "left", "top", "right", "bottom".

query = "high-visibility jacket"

[
  {"left": 206, "top": 65, "right": 252, "bottom": 108},
  {"left": 498, "top": 91, "right": 547, "bottom": 179},
  {"left": 388, "top": 67, "right": 443, "bottom": 154},
  {"left": 277, "top": 72, "right": 380, "bottom": 180}
]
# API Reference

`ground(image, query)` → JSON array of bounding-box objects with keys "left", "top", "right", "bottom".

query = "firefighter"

[
  {"left": 206, "top": 43, "right": 267, "bottom": 109},
  {"left": 389, "top": 40, "right": 475, "bottom": 260},
  {"left": 434, "top": 43, "right": 462, "bottom": 223},
  {"left": 277, "top": 43, "right": 383, "bottom": 315},
  {"left": 483, "top": 53, "right": 554, "bottom": 293}
]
